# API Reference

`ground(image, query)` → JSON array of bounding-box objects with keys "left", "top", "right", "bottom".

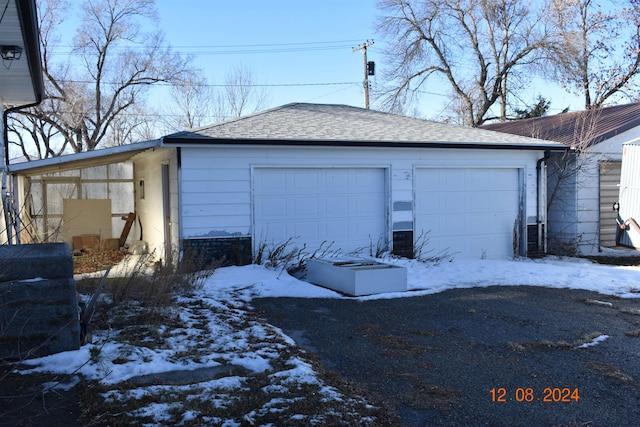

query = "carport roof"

[
  {"left": 8, "top": 139, "right": 161, "bottom": 175},
  {"left": 162, "top": 103, "right": 567, "bottom": 150}
]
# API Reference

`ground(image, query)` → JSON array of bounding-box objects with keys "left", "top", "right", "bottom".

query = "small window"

[{"left": 139, "top": 179, "right": 145, "bottom": 199}]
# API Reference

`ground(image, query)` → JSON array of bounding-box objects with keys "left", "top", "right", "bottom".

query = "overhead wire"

[{"left": 49, "top": 39, "right": 367, "bottom": 56}]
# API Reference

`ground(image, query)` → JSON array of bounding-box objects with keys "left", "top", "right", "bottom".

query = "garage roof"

[{"left": 163, "top": 103, "right": 567, "bottom": 150}]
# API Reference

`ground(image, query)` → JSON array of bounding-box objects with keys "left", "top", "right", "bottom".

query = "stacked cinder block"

[{"left": 0, "top": 243, "right": 80, "bottom": 360}]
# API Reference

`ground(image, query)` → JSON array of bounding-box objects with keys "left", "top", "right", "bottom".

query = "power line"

[
  {"left": 49, "top": 39, "right": 370, "bottom": 56},
  {"left": 53, "top": 80, "right": 361, "bottom": 87}
]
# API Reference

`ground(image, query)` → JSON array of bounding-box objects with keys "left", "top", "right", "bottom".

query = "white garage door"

[
  {"left": 415, "top": 168, "right": 521, "bottom": 259},
  {"left": 253, "top": 168, "right": 387, "bottom": 255}
]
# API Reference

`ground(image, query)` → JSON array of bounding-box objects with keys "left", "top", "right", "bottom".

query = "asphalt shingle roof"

[
  {"left": 162, "top": 103, "right": 565, "bottom": 149},
  {"left": 482, "top": 102, "right": 640, "bottom": 148}
]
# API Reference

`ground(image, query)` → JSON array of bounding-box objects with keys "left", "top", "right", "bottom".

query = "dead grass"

[
  {"left": 506, "top": 332, "right": 605, "bottom": 352},
  {"left": 71, "top": 258, "right": 402, "bottom": 426},
  {"left": 73, "top": 248, "right": 126, "bottom": 274},
  {"left": 619, "top": 307, "right": 640, "bottom": 315},
  {"left": 78, "top": 345, "right": 402, "bottom": 427},
  {"left": 585, "top": 361, "right": 634, "bottom": 384},
  {"left": 580, "top": 298, "right": 640, "bottom": 319},
  {"left": 355, "top": 323, "right": 440, "bottom": 356},
  {"left": 551, "top": 423, "right": 594, "bottom": 427}
]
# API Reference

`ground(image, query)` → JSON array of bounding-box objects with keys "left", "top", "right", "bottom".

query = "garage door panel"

[
  {"left": 352, "top": 195, "right": 381, "bottom": 214},
  {"left": 257, "top": 170, "right": 286, "bottom": 190},
  {"left": 257, "top": 222, "right": 287, "bottom": 241},
  {"left": 293, "top": 222, "right": 320, "bottom": 239},
  {"left": 492, "top": 193, "right": 519, "bottom": 212},
  {"left": 445, "top": 193, "right": 466, "bottom": 211},
  {"left": 415, "top": 168, "right": 520, "bottom": 259},
  {"left": 325, "top": 197, "right": 349, "bottom": 215},
  {"left": 254, "top": 168, "right": 386, "bottom": 254},
  {"left": 292, "top": 170, "right": 318, "bottom": 190},
  {"left": 256, "top": 197, "right": 287, "bottom": 217},
  {"left": 293, "top": 198, "right": 318, "bottom": 216}
]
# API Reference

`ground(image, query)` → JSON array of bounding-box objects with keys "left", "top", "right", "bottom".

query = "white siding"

[
  {"left": 133, "top": 148, "right": 179, "bottom": 260},
  {"left": 179, "top": 145, "right": 543, "bottom": 258},
  {"left": 575, "top": 160, "right": 601, "bottom": 254}
]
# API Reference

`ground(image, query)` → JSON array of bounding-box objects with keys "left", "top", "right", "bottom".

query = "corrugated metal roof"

[
  {"left": 162, "top": 103, "right": 566, "bottom": 150},
  {"left": 482, "top": 103, "right": 640, "bottom": 148}
]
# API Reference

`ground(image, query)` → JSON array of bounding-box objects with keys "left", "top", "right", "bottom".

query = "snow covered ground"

[{"left": 18, "top": 254, "right": 640, "bottom": 425}]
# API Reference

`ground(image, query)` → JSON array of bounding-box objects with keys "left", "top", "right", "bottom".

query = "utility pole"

[{"left": 353, "top": 40, "right": 374, "bottom": 109}]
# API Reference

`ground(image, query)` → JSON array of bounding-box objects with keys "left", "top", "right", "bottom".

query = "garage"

[
  {"left": 415, "top": 168, "right": 521, "bottom": 259},
  {"left": 253, "top": 167, "right": 387, "bottom": 255}
]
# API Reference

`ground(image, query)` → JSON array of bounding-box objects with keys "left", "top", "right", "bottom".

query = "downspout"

[
  {"left": 3, "top": 101, "right": 42, "bottom": 245},
  {"left": 536, "top": 151, "right": 550, "bottom": 254}
]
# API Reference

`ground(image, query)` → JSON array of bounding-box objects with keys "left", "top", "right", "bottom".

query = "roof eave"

[
  {"left": 161, "top": 136, "right": 568, "bottom": 151},
  {"left": 8, "top": 140, "right": 162, "bottom": 175},
  {"left": 15, "top": 0, "right": 44, "bottom": 105}
]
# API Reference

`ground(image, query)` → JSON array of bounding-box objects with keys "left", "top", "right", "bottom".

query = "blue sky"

[
  {"left": 44, "top": 0, "right": 583, "bottom": 124},
  {"left": 154, "top": 0, "right": 382, "bottom": 112},
  {"left": 152, "top": 1, "right": 584, "bottom": 120}
]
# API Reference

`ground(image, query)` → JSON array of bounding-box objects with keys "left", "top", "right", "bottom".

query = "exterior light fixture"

[{"left": 0, "top": 46, "right": 22, "bottom": 61}]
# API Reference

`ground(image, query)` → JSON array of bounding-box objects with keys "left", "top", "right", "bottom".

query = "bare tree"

[
  {"left": 8, "top": 0, "right": 190, "bottom": 159},
  {"left": 376, "top": 0, "right": 554, "bottom": 126},
  {"left": 214, "top": 64, "right": 271, "bottom": 120},
  {"left": 547, "top": 0, "right": 640, "bottom": 109},
  {"left": 163, "top": 68, "right": 216, "bottom": 131},
  {"left": 163, "top": 64, "right": 271, "bottom": 133}
]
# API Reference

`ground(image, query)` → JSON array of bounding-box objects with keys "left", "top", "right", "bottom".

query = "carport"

[{"left": 8, "top": 140, "right": 159, "bottom": 250}]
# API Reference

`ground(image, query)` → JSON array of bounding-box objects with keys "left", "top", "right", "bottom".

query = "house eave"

[{"left": 17, "top": 0, "right": 44, "bottom": 105}]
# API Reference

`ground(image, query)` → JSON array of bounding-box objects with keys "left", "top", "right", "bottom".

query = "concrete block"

[
  {"left": 0, "top": 243, "right": 73, "bottom": 281},
  {"left": 0, "top": 278, "right": 80, "bottom": 360}
]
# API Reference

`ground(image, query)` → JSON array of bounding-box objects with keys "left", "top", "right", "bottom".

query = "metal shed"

[{"left": 618, "top": 141, "right": 640, "bottom": 249}]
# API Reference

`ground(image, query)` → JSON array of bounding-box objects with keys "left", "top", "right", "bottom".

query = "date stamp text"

[{"left": 490, "top": 387, "right": 580, "bottom": 403}]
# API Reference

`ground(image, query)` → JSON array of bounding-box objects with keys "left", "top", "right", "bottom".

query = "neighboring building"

[
  {"left": 0, "top": 0, "right": 44, "bottom": 244},
  {"left": 483, "top": 103, "right": 640, "bottom": 255},
  {"left": 9, "top": 103, "right": 566, "bottom": 264},
  {"left": 618, "top": 141, "right": 640, "bottom": 250}
]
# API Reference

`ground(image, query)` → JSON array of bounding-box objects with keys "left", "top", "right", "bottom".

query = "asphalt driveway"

[{"left": 253, "top": 285, "right": 640, "bottom": 426}]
